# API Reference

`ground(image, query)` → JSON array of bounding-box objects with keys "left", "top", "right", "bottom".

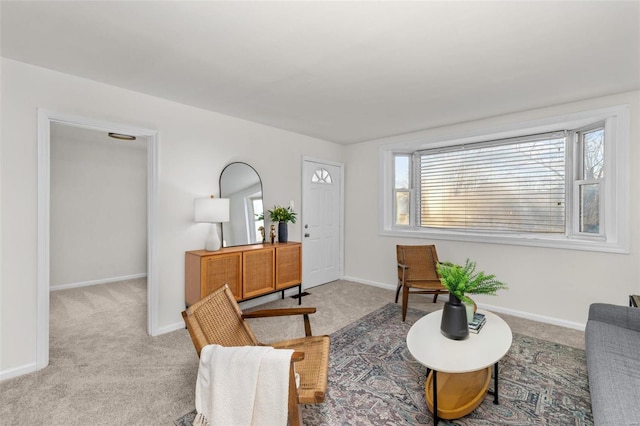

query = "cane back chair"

[
  {"left": 396, "top": 245, "right": 449, "bottom": 321},
  {"left": 182, "top": 284, "right": 330, "bottom": 426}
]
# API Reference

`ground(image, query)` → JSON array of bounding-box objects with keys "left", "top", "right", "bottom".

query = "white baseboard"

[
  {"left": 342, "top": 275, "right": 396, "bottom": 291},
  {"left": 153, "top": 321, "right": 187, "bottom": 337},
  {"left": 342, "top": 275, "right": 586, "bottom": 331},
  {"left": 50, "top": 273, "right": 147, "bottom": 291},
  {"left": 479, "top": 302, "right": 586, "bottom": 331},
  {"left": 0, "top": 362, "right": 37, "bottom": 382}
]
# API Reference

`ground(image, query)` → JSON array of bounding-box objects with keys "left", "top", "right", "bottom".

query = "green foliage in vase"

[
  {"left": 267, "top": 205, "right": 297, "bottom": 224},
  {"left": 436, "top": 259, "right": 508, "bottom": 304}
]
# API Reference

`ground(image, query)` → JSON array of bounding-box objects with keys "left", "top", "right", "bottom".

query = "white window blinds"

[{"left": 418, "top": 132, "right": 566, "bottom": 233}]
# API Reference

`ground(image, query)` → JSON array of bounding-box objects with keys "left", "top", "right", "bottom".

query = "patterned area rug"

[{"left": 176, "top": 303, "right": 592, "bottom": 425}]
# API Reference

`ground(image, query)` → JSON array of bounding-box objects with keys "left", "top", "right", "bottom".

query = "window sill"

[{"left": 380, "top": 227, "right": 629, "bottom": 254}]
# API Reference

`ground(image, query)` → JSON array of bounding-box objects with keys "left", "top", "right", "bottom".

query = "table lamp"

[{"left": 194, "top": 195, "right": 230, "bottom": 251}]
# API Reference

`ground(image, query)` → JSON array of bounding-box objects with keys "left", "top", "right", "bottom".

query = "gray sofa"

[{"left": 585, "top": 303, "right": 640, "bottom": 426}]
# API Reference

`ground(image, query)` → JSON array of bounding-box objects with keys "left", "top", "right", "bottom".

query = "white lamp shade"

[{"left": 194, "top": 197, "right": 229, "bottom": 223}]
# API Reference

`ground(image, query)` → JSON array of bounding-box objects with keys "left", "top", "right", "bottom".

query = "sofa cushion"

[{"left": 585, "top": 320, "right": 640, "bottom": 426}]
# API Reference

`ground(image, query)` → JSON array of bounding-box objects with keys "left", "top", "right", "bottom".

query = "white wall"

[
  {"left": 343, "top": 90, "right": 640, "bottom": 328},
  {"left": 50, "top": 123, "right": 147, "bottom": 288},
  {"left": 2, "top": 55, "right": 638, "bottom": 379},
  {"left": 0, "top": 58, "right": 344, "bottom": 376}
]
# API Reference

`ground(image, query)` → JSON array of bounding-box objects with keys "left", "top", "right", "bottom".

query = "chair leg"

[
  {"left": 433, "top": 294, "right": 438, "bottom": 303},
  {"left": 395, "top": 283, "right": 402, "bottom": 303},
  {"left": 402, "top": 286, "right": 409, "bottom": 322},
  {"left": 288, "top": 367, "right": 301, "bottom": 426}
]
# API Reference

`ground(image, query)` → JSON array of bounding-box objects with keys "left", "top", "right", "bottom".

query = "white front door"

[{"left": 302, "top": 158, "right": 343, "bottom": 289}]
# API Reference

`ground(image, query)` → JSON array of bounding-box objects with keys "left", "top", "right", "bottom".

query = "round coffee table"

[{"left": 406, "top": 309, "right": 512, "bottom": 424}]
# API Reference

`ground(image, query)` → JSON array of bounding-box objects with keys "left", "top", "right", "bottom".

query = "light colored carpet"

[
  {"left": 0, "top": 278, "right": 584, "bottom": 425},
  {"left": 0, "top": 278, "right": 197, "bottom": 425}
]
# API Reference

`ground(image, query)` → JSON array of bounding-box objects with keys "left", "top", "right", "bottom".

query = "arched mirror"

[{"left": 220, "top": 162, "right": 264, "bottom": 247}]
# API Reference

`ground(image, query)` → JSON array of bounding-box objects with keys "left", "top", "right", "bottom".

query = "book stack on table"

[{"left": 469, "top": 312, "right": 486, "bottom": 334}]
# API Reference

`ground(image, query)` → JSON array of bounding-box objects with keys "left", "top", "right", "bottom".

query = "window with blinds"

[
  {"left": 417, "top": 132, "right": 566, "bottom": 233},
  {"left": 384, "top": 105, "right": 629, "bottom": 252}
]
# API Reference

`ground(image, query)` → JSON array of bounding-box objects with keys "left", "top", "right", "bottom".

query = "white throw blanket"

[{"left": 194, "top": 344, "right": 294, "bottom": 426}]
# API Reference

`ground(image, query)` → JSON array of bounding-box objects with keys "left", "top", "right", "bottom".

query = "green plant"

[
  {"left": 268, "top": 205, "right": 297, "bottom": 224},
  {"left": 436, "top": 259, "right": 507, "bottom": 304}
]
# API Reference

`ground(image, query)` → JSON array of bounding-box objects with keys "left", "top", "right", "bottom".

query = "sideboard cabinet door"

[
  {"left": 275, "top": 244, "right": 302, "bottom": 289},
  {"left": 242, "top": 248, "right": 275, "bottom": 299},
  {"left": 203, "top": 252, "right": 242, "bottom": 300}
]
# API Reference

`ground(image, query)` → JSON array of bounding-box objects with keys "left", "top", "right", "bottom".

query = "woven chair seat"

[{"left": 271, "top": 335, "right": 330, "bottom": 404}]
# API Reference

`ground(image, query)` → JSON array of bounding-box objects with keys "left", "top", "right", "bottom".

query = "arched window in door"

[{"left": 311, "top": 168, "right": 333, "bottom": 184}]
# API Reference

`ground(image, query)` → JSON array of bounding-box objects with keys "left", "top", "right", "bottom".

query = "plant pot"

[
  {"left": 278, "top": 221, "right": 288, "bottom": 243},
  {"left": 440, "top": 294, "right": 469, "bottom": 340}
]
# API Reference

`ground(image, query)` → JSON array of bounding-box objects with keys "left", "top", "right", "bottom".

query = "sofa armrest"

[{"left": 588, "top": 303, "right": 640, "bottom": 333}]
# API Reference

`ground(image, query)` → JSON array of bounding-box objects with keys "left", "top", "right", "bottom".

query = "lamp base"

[{"left": 204, "top": 223, "right": 222, "bottom": 251}]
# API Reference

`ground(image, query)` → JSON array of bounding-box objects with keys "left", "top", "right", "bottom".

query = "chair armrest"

[
  {"left": 291, "top": 351, "right": 305, "bottom": 362},
  {"left": 243, "top": 308, "right": 317, "bottom": 336},
  {"left": 243, "top": 307, "right": 316, "bottom": 318}
]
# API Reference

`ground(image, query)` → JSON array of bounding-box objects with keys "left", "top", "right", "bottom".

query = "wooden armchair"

[
  {"left": 182, "top": 284, "right": 330, "bottom": 426},
  {"left": 396, "top": 245, "right": 449, "bottom": 321}
]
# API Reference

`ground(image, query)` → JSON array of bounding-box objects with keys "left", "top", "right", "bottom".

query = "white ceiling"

[{"left": 2, "top": 1, "right": 639, "bottom": 144}]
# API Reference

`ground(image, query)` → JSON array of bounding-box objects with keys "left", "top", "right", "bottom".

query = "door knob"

[{"left": 304, "top": 233, "right": 310, "bottom": 238}]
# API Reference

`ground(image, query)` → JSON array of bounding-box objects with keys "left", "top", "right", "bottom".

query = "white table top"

[{"left": 406, "top": 309, "right": 512, "bottom": 373}]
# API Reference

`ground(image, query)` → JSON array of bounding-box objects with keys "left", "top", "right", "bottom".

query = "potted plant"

[
  {"left": 436, "top": 259, "right": 508, "bottom": 340},
  {"left": 267, "top": 205, "right": 297, "bottom": 243}
]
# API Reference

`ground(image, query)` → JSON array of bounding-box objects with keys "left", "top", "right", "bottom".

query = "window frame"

[
  {"left": 393, "top": 153, "right": 413, "bottom": 227},
  {"left": 571, "top": 122, "right": 606, "bottom": 238},
  {"left": 379, "top": 105, "right": 630, "bottom": 253}
]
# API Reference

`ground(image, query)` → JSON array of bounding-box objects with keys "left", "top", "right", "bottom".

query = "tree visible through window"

[
  {"left": 394, "top": 155, "right": 410, "bottom": 226},
  {"left": 576, "top": 125, "right": 604, "bottom": 234}
]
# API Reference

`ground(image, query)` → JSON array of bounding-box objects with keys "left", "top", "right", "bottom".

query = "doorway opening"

[{"left": 37, "top": 110, "right": 159, "bottom": 371}]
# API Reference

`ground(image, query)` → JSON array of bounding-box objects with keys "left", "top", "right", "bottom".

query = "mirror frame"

[{"left": 219, "top": 162, "right": 264, "bottom": 247}]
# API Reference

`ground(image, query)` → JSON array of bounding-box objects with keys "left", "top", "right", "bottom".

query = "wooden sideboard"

[{"left": 185, "top": 242, "right": 302, "bottom": 306}]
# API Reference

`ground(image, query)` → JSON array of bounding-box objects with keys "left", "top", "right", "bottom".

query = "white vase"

[{"left": 465, "top": 302, "right": 475, "bottom": 323}]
